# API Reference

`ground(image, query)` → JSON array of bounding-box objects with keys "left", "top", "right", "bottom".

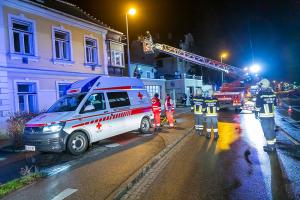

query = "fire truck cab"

[{"left": 23, "top": 76, "right": 153, "bottom": 155}]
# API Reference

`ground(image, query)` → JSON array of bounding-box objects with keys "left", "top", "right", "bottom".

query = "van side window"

[
  {"left": 81, "top": 93, "right": 106, "bottom": 113},
  {"left": 107, "top": 92, "right": 130, "bottom": 108}
]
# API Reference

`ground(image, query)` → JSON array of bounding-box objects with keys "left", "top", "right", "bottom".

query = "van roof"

[{"left": 67, "top": 76, "right": 145, "bottom": 94}]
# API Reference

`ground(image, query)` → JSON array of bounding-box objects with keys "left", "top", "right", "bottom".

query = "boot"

[
  {"left": 263, "top": 144, "right": 276, "bottom": 152},
  {"left": 214, "top": 132, "right": 219, "bottom": 140},
  {"left": 206, "top": 133, "right": 211, "bottom": 139},
  {"left": 198, "top": 130, "right": 203, "bottom": 136}
]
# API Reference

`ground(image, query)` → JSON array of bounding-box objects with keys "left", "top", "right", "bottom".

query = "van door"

[
  {"left": 78, "top": 92, "right": 111, "bottom": 142},
  {"left": 106, "top": 91, "right": 133, "bottom": 135}
]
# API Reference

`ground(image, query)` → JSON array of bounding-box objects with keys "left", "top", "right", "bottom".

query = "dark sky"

[{"left": 69, "top": 0, "right": 300, "bottom": 82}]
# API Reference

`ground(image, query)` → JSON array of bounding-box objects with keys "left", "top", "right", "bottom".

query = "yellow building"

[{"left": 0, "top": 0, "right": 125, "bottom": 131}]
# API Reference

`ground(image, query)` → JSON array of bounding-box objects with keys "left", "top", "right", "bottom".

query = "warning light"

[{"left": 288, "top": 105, "right": 292, "bottom": 113}]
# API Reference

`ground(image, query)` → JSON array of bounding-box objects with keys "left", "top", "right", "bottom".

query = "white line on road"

[
  {"left": 51, "top": 188, "right": 78, "bottom": 200},
  {"left": 0, "top": 157, "right": 6, "bottom": 161}
]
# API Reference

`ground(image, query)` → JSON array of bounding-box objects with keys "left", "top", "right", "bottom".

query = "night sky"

[{"left": 69, "top": 0, "right": 300, "bottom": 83}]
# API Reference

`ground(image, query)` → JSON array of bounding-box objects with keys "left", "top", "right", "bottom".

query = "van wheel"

[
  {"left": 67, "top": 132, "right": 88, "bottom": 155},
  {"left": 140, "top": 117, "right": 151, "bottom": 134}
]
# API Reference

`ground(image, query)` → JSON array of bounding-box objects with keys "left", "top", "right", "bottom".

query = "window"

[
  {"left": 111, "top": 50, "right": 124, "bottom": 67},
  {"left": 85, "top": 37, "right": 98, "bottom": 65},
  {"left": 48, "top": 94, "right": 85, "bottom": 113},
  {"left": 57, "top": 83, "right": 71, "bottom": 98},
  {"left": 81, "top": 93, "right": 106, "bottom": 113},
  {"left": 11, "top": 19, "right": 34, "bottom": 55},
  {"left": 16, "top": 82, "right": 38, "bottom": 113},
  {"left": 146, "top": 71, "right": 151, "bottom": 79},
  {"left": 107, "top": 92, "right": 130, "bottom": 108},
  {"left": 146, "top": 85, "right": 161, "bottom": 98},
  {"left": 53, "top": 29, "right": 71, "bottom": 61}
]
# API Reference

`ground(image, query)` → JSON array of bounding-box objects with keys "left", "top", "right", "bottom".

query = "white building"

[
  {"left": 0, "top": 0, "right": 125, "bottom": 133},
  {"left": 129, "top": 62, "right": 166, "bottom": 103}
]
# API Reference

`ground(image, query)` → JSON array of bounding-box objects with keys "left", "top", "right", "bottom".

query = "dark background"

[{"left": 68, "top": 0, "right": 300, "bottom": 83}]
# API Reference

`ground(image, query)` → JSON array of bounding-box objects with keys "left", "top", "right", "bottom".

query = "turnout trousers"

[
  {"left": 153, "top": 112, "right": 161, "bottom": 128},
  {"left": 206, "top": 116, "right": 218, "bottom": 134},
  {"left": 166, "top": 111, "right": 174, "bottom": 127},
  {"left": 260, "top": 117, "right": 276, "bottom": 144},
  {"left": 194, "top": 114, "right": 204, "bottom": 130}
]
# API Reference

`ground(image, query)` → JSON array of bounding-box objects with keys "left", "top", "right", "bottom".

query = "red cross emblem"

[
  {"left": 138, "top": 92, "right": 143, "bottom": 100},
  {"left": 96, "top": 123, "right": 102, "bottom": 130}
]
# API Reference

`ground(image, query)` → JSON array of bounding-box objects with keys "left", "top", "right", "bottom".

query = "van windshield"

[{"left": 48, "top": 94, "right": 85, "bottom": 113}]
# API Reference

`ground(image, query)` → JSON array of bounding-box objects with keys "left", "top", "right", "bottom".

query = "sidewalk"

[
  {"left": 275, "top": 111, "right": 300, "bottom": 199},
  {"left": 0, "top": 139, "right": 12, "bottom": 150}
]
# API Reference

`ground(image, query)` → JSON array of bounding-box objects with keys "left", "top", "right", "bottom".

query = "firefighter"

[
  {"left": 165, "top": 94, "right": 175, "bottom": 128},
  {"left": 193, "top": 90, "right": 205, "bottom": 135},
  {"left": 203, "top": 89, "right": 220, "bottom": 139},
  {"left": 255, "top": 79, "right": 277, "bottom": 152},
  {"left": 152, "top": 93, "right": 162, "bottom": 131}
]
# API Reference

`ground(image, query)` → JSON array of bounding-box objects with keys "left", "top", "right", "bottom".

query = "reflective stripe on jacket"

[
  {"left": 193, "top": 96, "right": 204, "bottom": 115},
  {"left": 203, "top": 97, "right": 219, "bottom": 117}
]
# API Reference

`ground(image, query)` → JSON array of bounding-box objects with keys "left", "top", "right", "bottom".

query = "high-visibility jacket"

[
  {"left": 193, "top": 96, "right": 204, "bottom": 115},
  {"left": 255, "top": 88, "right": 277, "bottom": 118},
  {"left": 151, "top": 97, "right": 161, "bottom": 113},
  {"left": 203, "top": 97, "right": 219, "bottom": 117},
  {"left": 164, "top": 97, "right": 174, "bottom": 112}
]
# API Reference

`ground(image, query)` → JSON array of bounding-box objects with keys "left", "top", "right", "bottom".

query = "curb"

[
  {"left": 275, "top": 149, "right": 296, "bottom": 200},
  {"left": 111, "top": 126, "right": 194, "bottom": 200}
]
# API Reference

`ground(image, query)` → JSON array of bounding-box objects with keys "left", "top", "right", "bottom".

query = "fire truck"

[{"left": 140, "top": 31, "right": 250, "bottom": 111}]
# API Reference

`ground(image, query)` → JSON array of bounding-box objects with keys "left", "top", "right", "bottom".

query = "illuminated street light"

[
  {"left": 126, "top": 7, "right": 136, "bottom": 77},
  {"left": 128, "top": 8, "right": 136, "bottom": 16},
  {"left": 250, "top": 64, "right": 261, "bottom": 73},
  {"left": 220, "top": 51, "right": 229, "bottom": 84}
]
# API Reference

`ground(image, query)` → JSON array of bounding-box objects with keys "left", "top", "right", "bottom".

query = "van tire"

[
  {"left": 139, "top": 117, "right": 151, "bottom": 134},
  {"left": 67, "top": 131, "right": 88, "bottom": 155}
]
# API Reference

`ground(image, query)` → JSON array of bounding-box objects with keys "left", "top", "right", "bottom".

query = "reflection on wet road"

[{"left": 138, "top": 111, "right": 289, "bottom": 200}]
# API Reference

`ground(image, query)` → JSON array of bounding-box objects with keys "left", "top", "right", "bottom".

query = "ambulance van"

[{"left": 23, "top": 76, "right": 153, "bottom": 155}]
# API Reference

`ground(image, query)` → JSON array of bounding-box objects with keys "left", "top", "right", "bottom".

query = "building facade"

[
  {"left": 129, "top": 62, "right": 166, "bottom": 102},
  {"left": 0, "top": 0, "right": 125, "bottom": 132}
]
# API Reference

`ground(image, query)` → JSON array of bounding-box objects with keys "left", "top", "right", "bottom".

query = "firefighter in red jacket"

[
  {"left": 152, "top": 93, "right": 161, "bottom": 131},
  {"left": 165, "top": 94, "right": 175, "bottom": 128}
]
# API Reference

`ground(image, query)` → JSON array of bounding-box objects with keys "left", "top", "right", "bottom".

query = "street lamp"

[
  {"left": 220, "top": 52, "right": 228, "bottom": 84},
  {"left": 126, "top": 8, "right": 136, "bottom": 77}
]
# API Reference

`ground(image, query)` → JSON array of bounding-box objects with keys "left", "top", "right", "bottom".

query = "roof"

[{"left": 20, "top": 0, "right": 122, "bottom": 35}]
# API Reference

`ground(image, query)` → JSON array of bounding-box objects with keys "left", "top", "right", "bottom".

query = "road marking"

[
  {"left": 0, "top": 157, "right": 6, "bottom": 161},
  {"left": 51, "top": 188, "right": 78, "bottom": 200}
]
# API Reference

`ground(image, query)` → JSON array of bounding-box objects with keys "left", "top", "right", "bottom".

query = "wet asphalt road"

[
  {"left": 2, "top": 111, "right": 296, "bottom": 200},
  {"left": 137, "top": 111, "right": 289, "bottom": 200}
]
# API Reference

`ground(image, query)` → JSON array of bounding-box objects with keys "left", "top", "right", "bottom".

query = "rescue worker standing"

[
  {"left": 255, "top": 79, "right": 277, "bottom": 152},
  {"left": 165, "top": 94, "right": 175, "bottom": 128},
  {"left": 203, "top": 89, "right": 220, "bottom": 139},
  {"left": 193, "top": 90, "right": 205, "bottom": 135},
  {"left": 152, "top": 93, "right": 162, "bottom": 131}
]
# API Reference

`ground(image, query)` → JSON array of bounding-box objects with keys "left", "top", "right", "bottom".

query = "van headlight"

[{"left": 43, "top": 122, "right": 65, "bottom": 133}]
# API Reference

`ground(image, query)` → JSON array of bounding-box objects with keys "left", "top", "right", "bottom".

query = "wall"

[{"left": 3, "top": 5, "right": 107, "bottom": 75}]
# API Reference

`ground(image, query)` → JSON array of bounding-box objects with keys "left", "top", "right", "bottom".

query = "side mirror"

[{"left": 84, "top": 104, "right": 95, "bottom": 112}]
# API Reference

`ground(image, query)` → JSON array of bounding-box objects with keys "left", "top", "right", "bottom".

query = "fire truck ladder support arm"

[{"left": 141, "top": 31, "right": 242, "bottom": 75}]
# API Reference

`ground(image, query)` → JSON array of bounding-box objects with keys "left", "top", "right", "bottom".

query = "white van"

[{"left": 23, "top": 76, "right": 153, "bottom": 155}]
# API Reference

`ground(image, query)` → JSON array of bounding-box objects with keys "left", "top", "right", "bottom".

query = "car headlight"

[{"left": 43, "top": 122, "right": 65, "bottom": 133}]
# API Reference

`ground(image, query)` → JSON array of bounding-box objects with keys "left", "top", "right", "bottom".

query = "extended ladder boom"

[{"left": 141, "top": 32, "right": 242, "bottom": 75}]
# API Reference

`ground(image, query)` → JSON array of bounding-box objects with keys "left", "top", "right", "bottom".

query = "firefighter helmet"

[{"left": 259, "top": 79, "right": 270, "bottom": 89}]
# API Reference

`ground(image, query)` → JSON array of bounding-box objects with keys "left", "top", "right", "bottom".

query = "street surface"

[
  {"left": 122, "top": 111, "right": 297, "bottom": 200},
  {"left": 2, "top": 109, "right": 300, "bottom": 200}
]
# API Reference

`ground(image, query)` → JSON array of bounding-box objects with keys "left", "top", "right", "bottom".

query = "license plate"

[{"left": 25, "top": 145, "right": 36, "bottom": 151}]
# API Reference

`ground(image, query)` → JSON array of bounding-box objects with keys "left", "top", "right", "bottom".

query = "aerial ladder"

[
  {"left": 140, "top": 31, "right": 249, "bottom": 111},
  {"left": 140, "top": 31, "right": 243, "bottom": 76}
]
